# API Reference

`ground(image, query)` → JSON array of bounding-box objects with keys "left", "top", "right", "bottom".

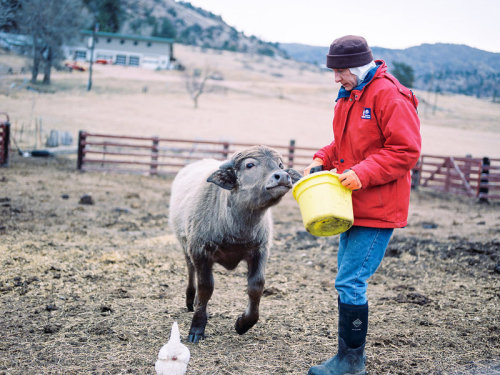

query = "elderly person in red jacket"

[{"left": 305, "top": 35, "right": 421, "bottom": 375}]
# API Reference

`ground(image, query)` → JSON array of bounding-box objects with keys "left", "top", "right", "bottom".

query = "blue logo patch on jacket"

[{"left": 361, "top": 108, "right": 372, "bottom": 119}]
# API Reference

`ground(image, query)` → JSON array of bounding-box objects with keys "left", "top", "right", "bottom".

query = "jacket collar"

[{"left": 335, "top": 60, "right": 385, "bottom": 102}]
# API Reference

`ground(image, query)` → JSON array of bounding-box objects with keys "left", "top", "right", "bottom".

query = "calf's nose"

[{"left": 266, "top": 170, "right": 292, "bottom": 189}]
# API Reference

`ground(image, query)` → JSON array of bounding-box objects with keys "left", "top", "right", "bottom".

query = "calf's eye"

[{"left": 246, "top": 162, "right": 255, "bottom": 169}]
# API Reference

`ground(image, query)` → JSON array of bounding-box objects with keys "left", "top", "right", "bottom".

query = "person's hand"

[
  {"left": 339, "top": 169, "right": 362, "bottom": 190},
  {"left": 304, "top": 158, "right": 324, "bottom": 176}
]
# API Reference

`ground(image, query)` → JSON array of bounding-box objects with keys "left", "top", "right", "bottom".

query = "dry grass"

[{"left": 1, "top": 45, "right": 500, "bottom": 158}]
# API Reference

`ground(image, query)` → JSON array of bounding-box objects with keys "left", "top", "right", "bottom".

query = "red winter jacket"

[{"left": 314, "top": 60, "right": 421, "bottom": 228}]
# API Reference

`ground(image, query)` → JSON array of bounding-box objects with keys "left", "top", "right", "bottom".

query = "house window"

[
  {"left": 129, "top": 56, "right": 140, "bottom": 66},
  {"left": 133, "top": 41, "right": 138, "bottom": 46},
  {"left": 120, "top": 39, "right": 125, "bottom": 45},
  {"left": 147, "top": 42, "right": 152, "bottom": 47},
  {"left": 115, "top": 55, "right": 126, "bottom": 65},
  {"left": 107, "top": 38, "right": 111, "bottom": 43},
  {"left": 74, "top": 50, "right": 86, "bottom": 60}
]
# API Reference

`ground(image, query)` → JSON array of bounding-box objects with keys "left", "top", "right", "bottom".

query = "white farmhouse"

[{"left": 64, "top": 30, "right": 175, "bottom": 70}]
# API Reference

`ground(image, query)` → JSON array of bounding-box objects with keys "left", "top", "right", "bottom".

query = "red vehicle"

[{"left": 64, "top": 62, "right": 85, "bottom": 72}]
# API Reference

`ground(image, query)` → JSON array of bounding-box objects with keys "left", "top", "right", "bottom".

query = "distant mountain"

[
  {"left": 278, "top": 43, "right": 328, "bottom": 66},
  {"left": 280, "top": 42, "right": 500, "bottom": 98}
]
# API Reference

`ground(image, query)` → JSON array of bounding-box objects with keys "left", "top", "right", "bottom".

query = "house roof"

[{"left": 80, "top": 30, "right": 174, "bottom": 44}]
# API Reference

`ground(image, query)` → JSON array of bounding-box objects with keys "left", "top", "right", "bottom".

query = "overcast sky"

[{"left": 183, "top": 0, "right": 500, "bottom": 53}]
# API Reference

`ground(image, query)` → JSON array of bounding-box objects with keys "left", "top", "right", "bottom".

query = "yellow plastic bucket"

[{"left": 292, "top": 171, "right": 353, "bottom": 236}]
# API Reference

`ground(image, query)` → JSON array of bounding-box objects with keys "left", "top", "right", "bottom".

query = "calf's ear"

[
  {"left": 286, "top": 168, "right": 302, "bottom": 184},
  {"left": 207, "top": 161, "right": 237, "bottom": 190}
]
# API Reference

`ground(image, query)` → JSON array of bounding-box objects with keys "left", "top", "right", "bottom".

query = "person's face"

[{"left": 334, "top": 68, "right": 358, "bottom": 91}]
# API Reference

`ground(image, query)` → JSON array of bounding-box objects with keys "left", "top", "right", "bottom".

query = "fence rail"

[
  {"left": 73, "top": 131, "right": 499, "bottom": 201},
  {"left": 412, "top": 154, "right": 500, "bottom": 200},
  {"left": 77, "top": 131, "right": 318, "bottom": 176},
  {"left": 0, "top": 113, "right": 10, "bottom": 167}
]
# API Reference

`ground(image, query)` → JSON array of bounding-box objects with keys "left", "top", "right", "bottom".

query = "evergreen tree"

[
  {"left": 391, "top": 61, "right": 415, "bottom": 88},
  {"left": 153, "top": 17, "right": 176, "bottom": 39},
  {"left": 84, "top": 0, "right": 122, "bottom": 32}
]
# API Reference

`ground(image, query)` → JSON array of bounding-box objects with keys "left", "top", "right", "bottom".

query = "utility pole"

[{"left": 87, "top": 23, "right": 99, "bottom": 91}]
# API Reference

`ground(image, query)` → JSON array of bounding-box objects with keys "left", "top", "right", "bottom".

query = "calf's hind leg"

[
  {"left": 188, "top": 254, "right": 214, "bottom": 343},
  {"left": 235, "top": 251, "right": 266, "bottom": 335}
]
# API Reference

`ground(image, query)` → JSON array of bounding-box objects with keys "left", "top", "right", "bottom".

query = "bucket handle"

[
  {"left": 309, "top": 165, "right": 323, "bottom": 174},
  {"left": 310, "top": 165, "right": 341, "bottom": 179}
]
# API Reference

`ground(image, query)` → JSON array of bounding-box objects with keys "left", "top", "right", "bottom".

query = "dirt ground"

[
  {"left": 0, "top": 155, "right": 499, "bottom": 375},
  {"left": 1, "top": 43, "right": 500, "bottom": 374},
  {"left": 2, "top": 45, "right": 500, "bottom": 158}
]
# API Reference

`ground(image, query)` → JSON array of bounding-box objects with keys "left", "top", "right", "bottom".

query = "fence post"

[
  {"left": 0, "top": 125, "right": 3, "bottom": 166},
  {"left": 418, "top": 156, "right": 423, "bottom": 186},
  {"left": 222, "top": 142, "right": 229, "bottom": 159},
  {"left": 411, "top": 158, "right": 421, "bottom": 190},
  {"left": 478, "top": 157, "right": 490, "bottom": 203},
  {"left": 2, "top": 123, "right": 10, "bottom": 167},
  {"left": 5, "top": 122, "right": 10, "bottom": 167},
  {"left": 101, "top": 142, "right": 107, "bottom": 167},
  {"left": 150, "top": 136, "right": 159, "bottom": 176},
  {"left": 463, "top": 154, "right": 472, "bottom": 183},
  {"left": 77, "top": 131, "right": 86, "bottom": 170},
  {"left": 444, "top": 157, "right": 452, "bottom": 193},
  {"left": 0, "top": 113, "right": 10, "bottom": 167},
  {"left": 288, "top": 139, "right": 295, "bottom": 168}
]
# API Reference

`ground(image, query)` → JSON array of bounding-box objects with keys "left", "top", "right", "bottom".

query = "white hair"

[{"left": 349, "top": 61, "right": 376, "bottom": 85}]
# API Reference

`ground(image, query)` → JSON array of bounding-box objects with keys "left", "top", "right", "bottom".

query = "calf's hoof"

[
  {"left": 235, "top": 315, "right": 258, "bottom": 335},
  {"left": 188, "top": 328, "right": 205, "bottom": 343}
]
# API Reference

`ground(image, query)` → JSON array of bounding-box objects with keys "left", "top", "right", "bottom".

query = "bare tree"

[
  {"left": 184, "top": 67, "right": 216, "bottom": 109},
  {"left": 16, "top": 0, "right": 86, "bottom": 84}
]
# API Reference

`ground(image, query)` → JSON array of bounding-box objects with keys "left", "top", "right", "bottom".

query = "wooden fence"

[
  {"left": 0, "top": 113, "right": 10, "bottom": 167},
  {"left": 411, "top": 155, "right": 500, "bottom": 200},
  {"left": 77, "top": 131, "right": 318, "bottom": 175},
  {"left": 75, "top": 131, "right": 499, "bottom": 201}
]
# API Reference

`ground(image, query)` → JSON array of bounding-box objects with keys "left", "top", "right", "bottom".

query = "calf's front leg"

[
  {"left": 188, "top": 256, "right": 214, "bottom": 343},
  {"left": 184, "top": 253, "right": 196, "bottom": 311},
  {"left": 235, "top": 249, "right": 266, "bottom": 335}
]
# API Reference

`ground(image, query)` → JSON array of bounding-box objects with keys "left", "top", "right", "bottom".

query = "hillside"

[
  {"left": 93, "top": 0, "right": 285, "bottom": 58},
  {"left": 280, "top": 42, "right": 500, "bottom": 98},
  {"left": 81, "top": 1, "right": 499, "bottom": 98}
]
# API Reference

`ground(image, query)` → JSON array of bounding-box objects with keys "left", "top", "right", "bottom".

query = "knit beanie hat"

[{"left": 326, "top": 35, "right": 373, "bottom": 69}]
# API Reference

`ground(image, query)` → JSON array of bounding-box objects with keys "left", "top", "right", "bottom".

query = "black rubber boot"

[{"left": 308, "top": 301, "right": 368, "bottom": 375}]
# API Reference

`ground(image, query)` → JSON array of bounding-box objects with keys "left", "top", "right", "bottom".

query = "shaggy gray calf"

[{"left": 169, "top": 145, "right": 301, "bottom": 343}]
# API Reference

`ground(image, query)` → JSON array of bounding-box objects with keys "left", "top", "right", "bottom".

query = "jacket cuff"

[
  {"left": 351, "top": 165, "right": 368, "bottom": 189},
  {"left": 313, "top": 152, "right": 332, "bottom": 170}
]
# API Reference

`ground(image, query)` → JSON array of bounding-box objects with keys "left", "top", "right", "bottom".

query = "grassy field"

[{"left": 1, "top": 45, "right": 500, "bottom": 158}]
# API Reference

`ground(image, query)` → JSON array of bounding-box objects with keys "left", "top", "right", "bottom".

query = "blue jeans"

[{"left": 335, "top": 226, "right": 394, "bottom": 305}]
